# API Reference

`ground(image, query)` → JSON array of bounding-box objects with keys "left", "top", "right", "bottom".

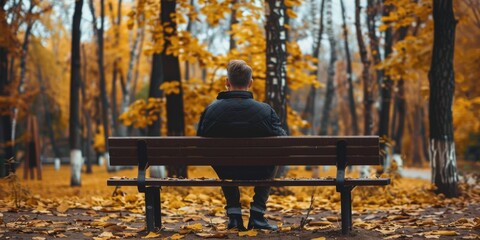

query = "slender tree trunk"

[
  {"left": 147, "top": 53, "right": 163, "bottom": 137},
  {"left": 162, "top": 0, "right": 187, "bottom": 178},
  {"left": 11, "top": 3, "right": 35, "bottom": 172},
  {"left": 90, "top": 0, "right": 112, "bottom": 170},
  {"left": 302, "top": 0, "right": 325, "bottom": 135},
  {"left": 319, "top": 0, "right": 336, "bottom": 136},
  {"left": 80, "top": 45, "right": 93, "bottom": 173},
  {"left": 429, "top": 0, "right": 458, "bottom": 198},
  {"left": 265, "top": 0, "right": 289, "bottom": 134},
  {"left": 340, "top": 0, "right": 358, "bottom": 135},
  {"left": 108, "top": 0, "right": 122, "bottom": 135},
  {"left": 377, "top": 1, "right": 394, "bottom": 169},
  {"left": 37, "top": 65, "right": 62, "bottom": 161},
  {"left": 367, "top": 0, "right": 383, "bottom": 88},
  {"left": 0, "top": 0, "right": 12, "bottom": 177},
  {"left": 355, "top": 0, "right": 372, "bottom": 135},
  {"left": 70, "top": 0, "right": 83, "bottom": 186},
  {"left": 229, "top": 0, "right": 238, "bottom": 50}
]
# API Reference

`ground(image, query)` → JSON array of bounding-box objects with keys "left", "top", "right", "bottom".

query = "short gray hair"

[{"left": 227, "top": 60, "right": 252, "bottom": 88}]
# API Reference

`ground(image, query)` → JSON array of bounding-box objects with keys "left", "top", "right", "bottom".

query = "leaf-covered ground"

[{"left": 0, "top": 163, "right": 479, "bottom": 239}]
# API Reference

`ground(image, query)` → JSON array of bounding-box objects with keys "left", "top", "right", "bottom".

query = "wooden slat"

[
  {"left": 107, "top": 178, "right": 390, "bottom": 187},
  {"left": 108, "top": 146, "right": 380, "bottom": 158},
  {"left": 108, "top": 136, "right": 379, "bottom": 148},
  {"left": 109, "top": 155, "right": 380, "bottom": 166}
]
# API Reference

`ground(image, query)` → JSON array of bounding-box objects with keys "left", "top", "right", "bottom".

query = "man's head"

[{"left": 226, "top": 60, "right": 253, "bottom": 90}]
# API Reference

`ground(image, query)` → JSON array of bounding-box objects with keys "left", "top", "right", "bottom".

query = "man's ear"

[
  {"left": 247, "top": 79, "right": 253, "bottom": 88},
  {"left": 225, "top": 78, "right": 231, "bottom": 90}
]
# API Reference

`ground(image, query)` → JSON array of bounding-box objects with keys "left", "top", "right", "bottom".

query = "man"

[{"left": 197, "top": 60, "right": 286, "bottom": 231}]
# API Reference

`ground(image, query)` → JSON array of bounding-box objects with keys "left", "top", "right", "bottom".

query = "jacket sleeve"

[{"left": 270, "top": 109, "right": 287, "bottom": 136}]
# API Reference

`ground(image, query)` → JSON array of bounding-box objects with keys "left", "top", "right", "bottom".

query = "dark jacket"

[{"left": 197, "top": 91, "right": 287, "bottom": 137}]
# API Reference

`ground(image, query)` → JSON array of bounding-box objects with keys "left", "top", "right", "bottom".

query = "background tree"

[
  {"left": 265, "top": 0, "right": 288, "bottom": 134},
  {"left": 340, "top": 0, "right": 358, "bottom": 135},
  {"left": 70, "top": 0, "right": 83, "bottom": 186},
  {"left": 355, "top": 0, "right": 372, "bottom": 135},
  {"left": 162, "top": 0, "right": 187, "bottom": 178},
  {"left": 429, "top": 0, "right": 458, "bottom": 197},
  {"left": 319, "top": 0, "right": 336, "bottom": 136}
]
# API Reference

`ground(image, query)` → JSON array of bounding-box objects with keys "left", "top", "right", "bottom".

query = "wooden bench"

[{"left": 107, "top": 136, "right": 390, "bottom": 234}]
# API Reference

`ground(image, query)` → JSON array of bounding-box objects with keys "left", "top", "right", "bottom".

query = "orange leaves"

[
  {"left": 119, "top": 98, "right": 164, "bottom": 129},
  {"left": 160, "top": 81, "right": 181, "bottom": 95}
]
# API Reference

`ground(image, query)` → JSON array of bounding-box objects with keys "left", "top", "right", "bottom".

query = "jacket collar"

[{"left": 217, "top": 91, "right": 253, "bottom": 100}]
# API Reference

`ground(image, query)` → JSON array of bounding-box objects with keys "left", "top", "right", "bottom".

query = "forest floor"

[{"left": 0, "top": 161, "right": 479, "bottom": 240}]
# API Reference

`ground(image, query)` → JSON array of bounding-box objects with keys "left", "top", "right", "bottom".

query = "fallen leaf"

[
  {"left": 239, "top": 229, "right": 258, "bottom": 237},
  {"left": 310, "top": 237, "right": 326, "bottom": 240},
  {"left": 170, "top": 233, "right": 185, "bottom": 239},
  {"left": 98, "top": 232, "right": 114, "bottom": 238},
  {"left": 32, "top": 237, "right": 46, "bottom": 240},
  {"left": 56, "top": 202, "right": 70, "bottom": 213},
  {"left": 183, "top": 223, "right": 203, "bottom": 231},
  {"left": 430, "top": 230, "right": 458, "bottom": 236},
  {"left": 142, "top": 232, "right": 161, "bottom": 238}
]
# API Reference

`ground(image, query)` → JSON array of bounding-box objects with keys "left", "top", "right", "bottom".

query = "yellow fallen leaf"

[
  {"left": 170, "top": 233, "right": 185, "bottom": 239},
  {"left": 32, "top": 237, "right": 46, "bottom": 240},
  {"left": 142, "top": 232, "right": 161, "bottom": 238},
  {"left": 184, "top": 223, "right": 203, "bottom": 231},
  {"left": 238, "top": 229, "right": 258, "bottom": 237},
  {"left": 98, "top": 232, "right": 114, "bottom": 238},
  {"left": 430, "top": 230, "right": 458, "bottom": 236},
  {"left": 56, "top": 202, "right": 69, "bottom": 213},
  {"left": 310, "top": 237, "right": 326, "bottom": 240}
]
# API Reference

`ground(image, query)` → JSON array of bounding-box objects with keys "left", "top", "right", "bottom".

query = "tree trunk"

[
  {"left": 70, "top": 0, "right": 83, "bottom": 186},
  {"left": 393, "top": 79, "right": 406, "bottom": 154},
  {"left": 11, "top": 2, "right": 35, "bottom": 173},
  {"left": 229, "top": 0, "right": 238, "bottom": 50},
  {"left": 355, "top": 0, "right": 372, "bottom": 135},
  {"left": 367, "top": 0, "right": 383, "bottom": 88},
  {"left": 108, "top": 0, "right": 122, "bottom": 136},
  {"left": 302, "top": 0, "right": 325, "bottom": 135},
  {"left": 340, "top": 0, "right": 358, "bottom": 135},
  {"left": 0, "top": 0, "right": 10, "bottom": 176},
  {"left": 319, "top": 0, "right": 336, "bottom": 136},
  {"left": 162, "top": 0, "right": 187, "bottom": 178},
  {"left": 265, "top": 0, "right": 289, "bottom": 134},
  {"left": 80, "top": 45, "right": 93, "bottom": 173},
  {"left": 429, "top": 0, "right": 458, "bottom": 198},
  {"left": 89, "top": 0, "right": 112, "bottom": 171},
  {"left": 37, "top": 65, "right": 62, "bottom": 161},
  {"left": 377, "top": 1, "right": 394, "bottom": 169}
]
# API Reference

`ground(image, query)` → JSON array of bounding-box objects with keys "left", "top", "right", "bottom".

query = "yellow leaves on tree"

[{"left": 119, "top": 98, "right": 164, "bottom": 129}]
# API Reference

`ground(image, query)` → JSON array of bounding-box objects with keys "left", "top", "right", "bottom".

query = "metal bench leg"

[
  {"left": 340, "top": 187, "right": 352, "bottom": 234},
  {"left": 145, "top": 187, "right": 161, "bottom": 232}
]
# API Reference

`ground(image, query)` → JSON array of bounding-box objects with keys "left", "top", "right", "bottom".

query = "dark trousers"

[{"left": 213, "top": 166, "right": 276, "bottom": 215}]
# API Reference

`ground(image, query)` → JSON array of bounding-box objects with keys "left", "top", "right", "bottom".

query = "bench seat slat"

[
  {"left": 107, "top": 178, "right": 390, "bottom": 187},
  {"left": 109, "top": 136, "right": 379, "bottom": 148},
  {"left": 109, "top": 156, "right": 380, "bottom": 166},
  {"left": 108, "top": 146, "right": 380, "bottom": 158}
]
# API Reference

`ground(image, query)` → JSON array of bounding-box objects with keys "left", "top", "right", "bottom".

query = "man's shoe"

[
  {"left": 247, "top": 211, "right": 278, "bottom": 231},
  {"left": 227, "top": 214, "right": 246, "bottom": 231}
]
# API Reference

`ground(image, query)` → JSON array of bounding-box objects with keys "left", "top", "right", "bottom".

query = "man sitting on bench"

[{"left": 197, "top": 60, "right": 287, "bottom": 231}]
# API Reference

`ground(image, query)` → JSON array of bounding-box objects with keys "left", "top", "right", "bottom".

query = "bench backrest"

[{"left": 108, "top": 136, "right": 380, "bottom": 166}]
